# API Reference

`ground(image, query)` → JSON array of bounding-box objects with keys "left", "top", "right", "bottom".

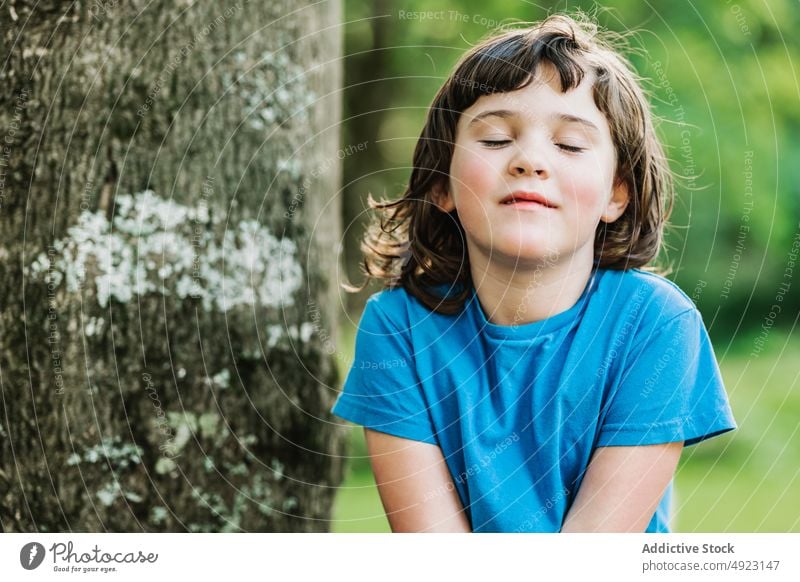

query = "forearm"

[
  {"left": 560, "top": 442, "right": 683, "bottom": 533},
  {"left": 366, "top": 428, "right": 472, "bottom": 533}
]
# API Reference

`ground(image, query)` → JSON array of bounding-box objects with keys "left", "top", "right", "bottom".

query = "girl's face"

[{"left": 438, "top": 64, "right": 628, "bottom": 270}]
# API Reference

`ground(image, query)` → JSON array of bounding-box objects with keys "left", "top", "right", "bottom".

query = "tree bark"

[{"left": 0, "top": 0, "right": 345, "bottom": 532}]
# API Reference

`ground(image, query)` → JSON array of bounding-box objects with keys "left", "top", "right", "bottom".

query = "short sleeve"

[
  {"left": 331, "top": 296, "right": 438, "bottom": 445},
  {"left": 596, "top": 309, "right": 737, "bottom": 447}
]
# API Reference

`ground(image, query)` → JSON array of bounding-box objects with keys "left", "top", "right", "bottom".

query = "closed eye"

[
  {"left": 478, "top": 139, "right": 512, "bottom": 148},
  {"left": 556, "top": 143, "right": 585, "bottom": 153}
]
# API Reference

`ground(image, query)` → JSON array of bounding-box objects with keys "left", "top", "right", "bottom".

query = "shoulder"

[
  {"left": 598, "top": 268, "right": 698, "bottom": 323},
  {"left": 364, "top": 284, "right": 420, "bottom": 316},
  {"left": 593, "top": 268, "right": 705, "bottom": 350},
  {"left": 359, "top": 285, "right": 433, "bottom": 333}
]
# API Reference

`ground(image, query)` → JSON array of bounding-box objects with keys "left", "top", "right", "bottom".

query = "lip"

[{"left": 500, "top": 190, "right": 558, "bottom": 208}]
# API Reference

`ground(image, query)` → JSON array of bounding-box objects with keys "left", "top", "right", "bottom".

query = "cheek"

[
  {"left": 573, "top": 180, "right": 607, "bottom": 209},
  {"left": 562, "top": 160, "right": 615, "bottom": 215},
  {"left": 449, "top": 153, "right": 498, "bottom": 228},
  {"left": 451, "top": 150, "right": 499, "bottom": 202}
]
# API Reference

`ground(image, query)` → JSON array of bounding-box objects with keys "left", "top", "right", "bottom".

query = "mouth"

[{"left": 500, "top": 191, "right": 558, "bottom": 208}]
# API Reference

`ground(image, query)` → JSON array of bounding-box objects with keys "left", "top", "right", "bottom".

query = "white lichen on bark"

[
  {"left": 27, "top": 190, "right": 304, "bottom": 311},
  {"left": 226, "top": 50, "right": 316, "bottom": 131}
]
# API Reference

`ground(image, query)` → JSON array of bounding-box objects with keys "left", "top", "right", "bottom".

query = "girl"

[{"left": 333, "top": 13, "right": 736, "bottom": 533}]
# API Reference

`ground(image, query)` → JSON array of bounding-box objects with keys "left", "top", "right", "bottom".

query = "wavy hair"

[{"left": 346, "top": 13, "right": 674, "bottom": 315}]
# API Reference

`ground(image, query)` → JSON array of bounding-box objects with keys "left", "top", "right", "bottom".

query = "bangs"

[{"left": 445, "top": 28, "right": 589, "bottom": 113}]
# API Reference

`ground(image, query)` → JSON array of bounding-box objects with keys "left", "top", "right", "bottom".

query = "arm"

[
  {"left": 560, "top": 441, "right": 683, "bottom": 532},
  {"left": 365, "top": 428, "right": 472, "bottom": 532}
]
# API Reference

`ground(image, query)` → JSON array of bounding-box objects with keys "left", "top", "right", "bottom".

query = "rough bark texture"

[{"left": 0, "top": 0, "right": 345, "bottom": 532}]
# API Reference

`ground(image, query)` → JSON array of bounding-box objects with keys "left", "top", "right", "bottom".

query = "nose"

[{"left": 508, "top": 143, "right": 549, "bottom": 179}]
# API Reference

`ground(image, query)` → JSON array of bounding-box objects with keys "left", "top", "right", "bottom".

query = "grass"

[
  {"left": 673, "top": 329, "right": 800, "bottom": 532},
  {"left": 330, "top": 322, "right": 800, "bottom": 532}
]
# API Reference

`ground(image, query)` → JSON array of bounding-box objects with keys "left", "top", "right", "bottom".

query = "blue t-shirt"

[{"left": 332, "top": 267, "right": 737, "bottom": 532}]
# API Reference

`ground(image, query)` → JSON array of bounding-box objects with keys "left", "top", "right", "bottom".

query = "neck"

[{"left": 468, "top": 244, "right": 596, "bottom": 326}]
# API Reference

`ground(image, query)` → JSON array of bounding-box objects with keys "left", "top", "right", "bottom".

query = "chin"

[{"left": 494, "top": 238, "right": 563, "bottom": 265}]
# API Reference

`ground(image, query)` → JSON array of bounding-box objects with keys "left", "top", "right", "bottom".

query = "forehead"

[{"left": 459, "top": 65, "right": 609, "bottom": 134}]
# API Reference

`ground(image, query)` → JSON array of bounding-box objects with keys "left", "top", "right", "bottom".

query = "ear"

[
  {"left": 600, "top": 180, "right": 629, "bottom": 223},
  {"left": 432, "top": 181, "right": 456, "bottom": 213}
]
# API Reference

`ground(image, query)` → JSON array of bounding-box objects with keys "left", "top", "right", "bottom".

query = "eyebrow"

[
  {"left": 467, "top": 109, "right": 517, "bottom": 126},
  {"left": 467, "top": 109, "right": 601, "bottom": 132}
]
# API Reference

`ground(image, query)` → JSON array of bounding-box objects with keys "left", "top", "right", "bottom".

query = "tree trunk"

[{"left": 0, "top": 0, "right": 345, "bottom": 532}]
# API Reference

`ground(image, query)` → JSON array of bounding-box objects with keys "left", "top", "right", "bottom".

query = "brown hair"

[{"left": 346, "top": 13, "right": 674, "bottom": 315}]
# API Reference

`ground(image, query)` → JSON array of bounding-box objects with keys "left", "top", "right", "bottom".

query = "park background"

[{"left": 330, "top": 0, "right": 800, "bottom": 532}]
